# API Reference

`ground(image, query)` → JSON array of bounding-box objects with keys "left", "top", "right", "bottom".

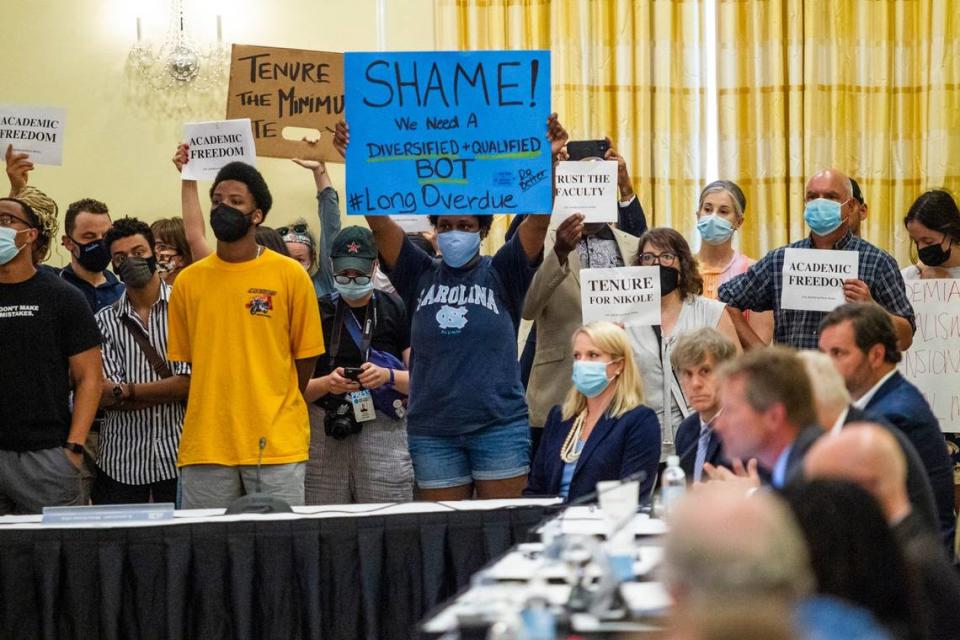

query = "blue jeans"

[{"left": 408, "top": 421, "right": 531, "bottom": 489}]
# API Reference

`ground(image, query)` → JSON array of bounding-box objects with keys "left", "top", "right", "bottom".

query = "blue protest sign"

[{"left": 344, "top": 50, "right": 552, "bottom": 215}]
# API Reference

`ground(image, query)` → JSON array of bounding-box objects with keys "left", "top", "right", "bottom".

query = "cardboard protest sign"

[
  {"left": 899, "top": 279, "right": 960, "bottom": 432},
  {"left": 226, "top": 44, "right": 343, "bottom": 162},
  {"left": 552, "top": 160, "right": 617, "bottom": 224},
  {"left": 780, "top": 248, "right": 858, "bottom": 312},
  {"left": 344, "top": 50, "right": 552, "bottom": 215},
  {"left": 181, "top": 119, "right": 257, "bottom": 181},
  {"left": 0, "top": 105, "right": 66, "bottom": 165},
  {"left": 581, "top": 267, "right": 661, "bottom": 326}
]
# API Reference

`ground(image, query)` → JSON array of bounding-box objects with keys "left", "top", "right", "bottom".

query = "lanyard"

[{"left": 328, "top": 296, "right": 375, "bottom": 362}]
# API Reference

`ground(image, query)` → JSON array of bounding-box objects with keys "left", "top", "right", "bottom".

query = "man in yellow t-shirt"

[{"left": 167, "top": 162, "right": 324, "bottom": 509}]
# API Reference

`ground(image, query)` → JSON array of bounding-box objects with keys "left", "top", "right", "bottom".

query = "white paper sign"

[
  {"left": 581, "top": 267, "right": 661, "bottom": 326},
  {"left": 0, "top": 105, "right": 67, "bottom": 165},
  {"left": 391, "top": 215, "right": 432, "bottom": 233},
  {"left": 552, "top": 160, "right": 618, "bottom": 224},
  {"left": 899, "top": 279, "right": 960, "bottom": 433},
  {"left": 181, "top": 118, "right": 257, "bottom": 180},
  {"left": 780, "top": 248, "right": 858, "bottom": 312}
]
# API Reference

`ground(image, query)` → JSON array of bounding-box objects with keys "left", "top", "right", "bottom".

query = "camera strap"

[{"left": 329, "top": 294, "right": 375, "bottom": 362}]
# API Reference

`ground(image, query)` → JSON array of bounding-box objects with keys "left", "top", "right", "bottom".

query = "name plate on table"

[{"left": 42, "top": 503, "right": 175, "bottom": 524}]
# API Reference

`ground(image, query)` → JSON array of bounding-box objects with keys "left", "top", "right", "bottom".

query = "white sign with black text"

[
  {"left": 552, "top": 160, "right": 618, "bottom": 224},
  {"left": 780, "top": 248, "right": 859, "bottom": 312},
  {"left": 581, "top": 267, "right": 661, "bottom": 326},
  {"left": 0, "top": 105, "right": 67, "bottom": 165},
  {"left": 899, "top": 278, "right": 960, "bottom": 433},
  {"left": 181, "top": 118, "right": 257, "bottom": 180}
]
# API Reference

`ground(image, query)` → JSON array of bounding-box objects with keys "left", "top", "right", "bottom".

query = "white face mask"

[{"left": 0, "top": 226, "right": 27, "bottom": 265}]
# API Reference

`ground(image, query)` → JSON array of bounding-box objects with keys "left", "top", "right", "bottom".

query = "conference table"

[{"left": 0, "top": 499, "right": 558, "bottom": 640}]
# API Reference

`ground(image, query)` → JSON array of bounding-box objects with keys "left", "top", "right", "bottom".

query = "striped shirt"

[{"left": 95, "top": 282, "right": 189, "bottom": 485}]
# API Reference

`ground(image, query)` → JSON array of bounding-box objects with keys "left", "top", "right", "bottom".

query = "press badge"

[{"left": 349, "top": 390, "right": 376, "bottom": 422}]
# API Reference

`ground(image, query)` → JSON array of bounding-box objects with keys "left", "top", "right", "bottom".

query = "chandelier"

[{"left": 127, "top": 0, "right": 229, "bottom": 94}]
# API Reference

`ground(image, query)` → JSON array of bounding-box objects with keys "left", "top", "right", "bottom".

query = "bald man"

[
  {"left": 804, "top": 424, "right": 960, "bottom": 640},
  {"left": 719, "top": 168, "right": 915, "bottom": 350}
]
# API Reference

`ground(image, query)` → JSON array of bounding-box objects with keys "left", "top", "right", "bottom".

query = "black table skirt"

[{"left": 0, "top": 505, "right": 552, "bottom": 640}]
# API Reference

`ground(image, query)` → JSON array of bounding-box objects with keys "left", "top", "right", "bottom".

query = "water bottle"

[
  {"left": 520, "top": 573, "right": 556, "bottom": 640},
  {"left": 660, "top": 455, "right": 686, "bottom": 515}
]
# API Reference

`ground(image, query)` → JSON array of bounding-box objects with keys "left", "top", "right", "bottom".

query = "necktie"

[{"left": 693, "top": 425, "right": 711, "bottom": 482}]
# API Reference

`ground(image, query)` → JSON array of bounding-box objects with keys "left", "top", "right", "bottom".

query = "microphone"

[{"left": 225, "top": 437, "right": 293, "bottom": 515}]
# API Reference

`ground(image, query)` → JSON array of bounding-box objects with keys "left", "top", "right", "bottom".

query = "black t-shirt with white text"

[{"left": 0, "top": 270, "right": 102, "bottom": 451}]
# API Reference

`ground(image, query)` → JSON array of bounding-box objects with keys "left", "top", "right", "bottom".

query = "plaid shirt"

[{"left": 718, "top": 231, "right": 916, "bottom": 349}]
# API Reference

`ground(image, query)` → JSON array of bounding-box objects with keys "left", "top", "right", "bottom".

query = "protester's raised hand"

[
  {"left": 5, "top": 144, "right": 33, "bottom": 195},
  {"left": 554, "top": 213, "right": 585, "bottom": 264},
  {"left": 292, "top": 157, "right": 326, "bottom": 174},
  {"left": 546, "top": 113, "right": 569, "bottom": 159},
  {"left": 172, "top": 143, "right": 189, "bottom": 173},
  {"left": 604, "top": 137, "right": 634, "bottom": 199},
  {"left": 333, "top": 120, "right": 350, "bottom": 158}
]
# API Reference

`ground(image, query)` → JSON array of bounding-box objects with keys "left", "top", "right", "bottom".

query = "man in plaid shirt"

[{"left": 719, "top": 169, "right": 915, "bottom": 351}]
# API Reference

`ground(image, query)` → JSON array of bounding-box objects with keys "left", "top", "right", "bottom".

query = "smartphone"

[
  {"left": 342, "top": 367, "right": 363, "bottom": 382},
  {"left": 566, "top": 139, "right": 610, "bottom": 161}
]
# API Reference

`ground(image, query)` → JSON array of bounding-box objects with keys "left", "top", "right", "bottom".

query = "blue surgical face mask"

[
  {"left": 804, "top": 198, "right": 847, "bottom": 236},
  {"left": 335, "top": 280, "right": 375, "bottom": 301},
  {"left": 572, "top": 360, "right": 618, "bottom": 398},
  {"left": 437, "top": 230, "right": 481, "bottom": 268},
  {"left": 697, "top": 214, "right": 735, "bottom": 245},
  {"left": 0, "top": 227, "right": 26, "bottom": 265}
]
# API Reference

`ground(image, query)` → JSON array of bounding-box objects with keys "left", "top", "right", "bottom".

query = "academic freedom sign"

[{"left": 344, "top": 50, "right": 552, "bottom": 216}]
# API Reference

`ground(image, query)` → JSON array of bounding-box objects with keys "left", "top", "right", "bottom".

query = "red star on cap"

[{"left": 346, "top": 241, "right": 360, "bottom": 254}]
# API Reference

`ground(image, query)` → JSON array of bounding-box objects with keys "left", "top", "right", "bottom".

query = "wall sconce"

[{"left": 127, "top": 0, "right": 228, "bottom": 93}]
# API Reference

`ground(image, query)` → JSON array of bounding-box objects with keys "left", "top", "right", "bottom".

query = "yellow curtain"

[
  {"left": 435, "top": 0, "right": 710, "bottom": 253},
  {"left": 718, "top": 0, "right": 960, "bottom": 265}
]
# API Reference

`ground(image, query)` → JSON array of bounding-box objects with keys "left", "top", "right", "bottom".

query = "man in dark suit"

[
  {"left": 798, "top": 350, "right": 941, "bottom": 536},
  {"left": 819, "top": 303, "right": 956, "bottom": 548},
  {"left": 670, "top": 328, "right": 738, "bottom": 481},
  {"left": 709, "top": 347, "right": 822, "bottom": 489},
  {"left": 804, "top": 423, "right": 960, "bottom": 640}
]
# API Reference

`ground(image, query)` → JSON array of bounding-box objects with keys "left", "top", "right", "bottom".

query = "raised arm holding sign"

[{"left": 343, "top": 50, "right": 552, "bottom": 217}]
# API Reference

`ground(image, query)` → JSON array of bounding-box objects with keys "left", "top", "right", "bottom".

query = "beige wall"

[{"left": 2, "top": 0, "right": 436, "bottom": 266}]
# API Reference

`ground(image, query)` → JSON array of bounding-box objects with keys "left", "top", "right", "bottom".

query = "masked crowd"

[{"left": 1, "top": 111, "right": 959, "bottom": 638}]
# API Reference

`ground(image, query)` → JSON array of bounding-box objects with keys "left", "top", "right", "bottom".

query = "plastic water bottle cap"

[{"left": 667, "top": 455, "right": 680, "bottom": 467}]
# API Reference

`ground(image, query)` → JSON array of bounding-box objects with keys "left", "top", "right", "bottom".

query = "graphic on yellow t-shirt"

[{"left": 167, "top": 250, "right": 324, "bottom": 466}]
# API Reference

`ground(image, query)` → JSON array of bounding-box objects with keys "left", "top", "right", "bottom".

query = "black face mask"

[
  {"left": 72, "top": 238, "right": 111, "bottom": 273},
  {"left": 210, "top": 204, "right": 254, "bottom": 242},
  {"left": 917, "top": 239, "right": 952, "bottom": 267},
  {"left": 659, "top": 264, "right": 680, "bottom": 296},
  {"left": 116, "top": 256, "right": 158, "bottom": 288}
]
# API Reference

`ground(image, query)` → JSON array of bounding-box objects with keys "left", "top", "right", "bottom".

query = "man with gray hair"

[
  {"left": 670, "top": 327, "right": 737, "bottom": 481},
  {"left": 797, "top": 349, "right": 939, "bottom": 533},
  {"left": 719, "top": 168, "right": 914, "bottom": 350}
]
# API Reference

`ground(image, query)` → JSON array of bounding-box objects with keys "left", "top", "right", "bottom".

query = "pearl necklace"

[{"left": 560, "top": 410, "right": 588, "bottom": 463}]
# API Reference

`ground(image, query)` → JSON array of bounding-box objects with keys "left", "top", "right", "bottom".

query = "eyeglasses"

[
  {"left": 640, "top": 252, "right": 678, "bottom": 267},
  {"left": 334, "top": 274, "right": 372, "bottom": 285},
  {"left": 0, "top": 213, "right": 34, "bottom": 228},
  {"left": 277, "top": 224, "right": 309, "bottom": 237}
]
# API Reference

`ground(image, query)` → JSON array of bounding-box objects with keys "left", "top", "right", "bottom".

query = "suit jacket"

[
  {"left": 524, "top": 404, "right": 661, "bottom": 503},
  {"left": 674, "top": 412, "right": 727, "bottom": 480},
  {"left": 775, "top": 425, "right": 822, "bottom": 488},
  {"left": 863, "top": 372, "right": 957, "bottom": 548},
  {"left": 844, "top": 405, "right": 940, "bottom": 538},
  {"left": 522, "top": 227, "right": 640, "bottom": 428}
]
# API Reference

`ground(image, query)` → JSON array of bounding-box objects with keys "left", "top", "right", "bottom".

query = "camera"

[{"left": 321, "top": 395, "right": 362, "bottom": 440}]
